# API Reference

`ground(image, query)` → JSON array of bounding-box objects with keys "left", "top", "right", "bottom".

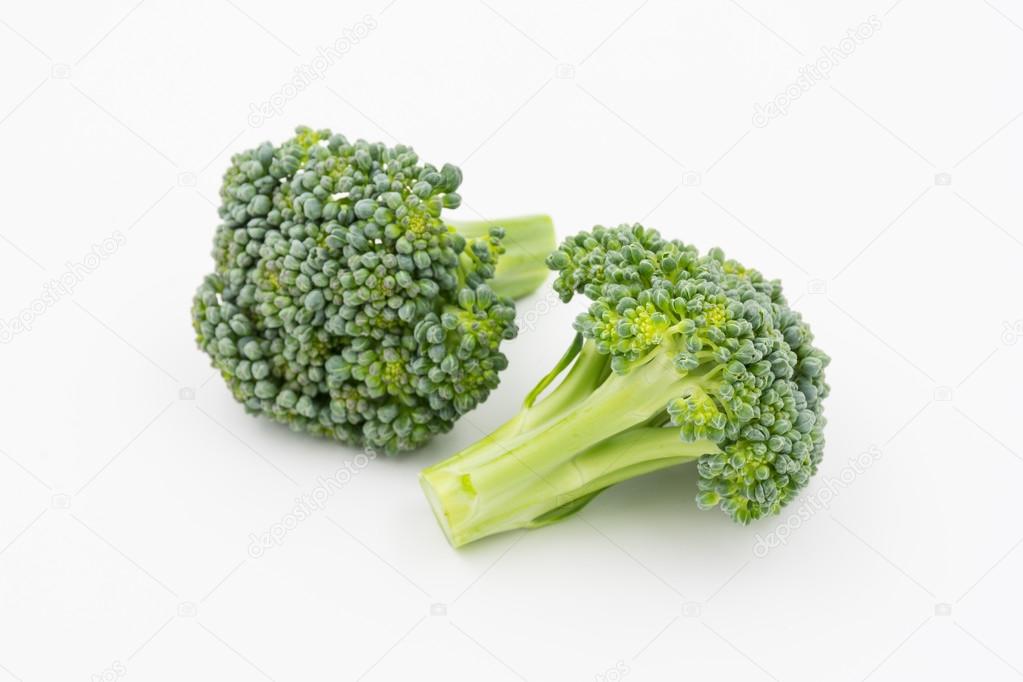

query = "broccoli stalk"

[
  {"left": 420, "top": 224, "right": 829, "bottom": 547},
  {"left": 449, "top": 215, "right": 556, "bottom": 300},
  {"left": 421, "top": 338, "right": 717, "bottom": 546}
]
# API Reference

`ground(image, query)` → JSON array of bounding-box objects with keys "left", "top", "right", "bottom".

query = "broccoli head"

[
  {"left": 420, "top": 223, "right": 830, "bottom": 546},
  {"left": 192, "top": 126, "right": 555, "bottom": 453}
]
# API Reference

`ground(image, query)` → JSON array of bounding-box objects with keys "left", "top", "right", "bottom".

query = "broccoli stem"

[
  {"left": 448, "top": 215, "right": 556, "bottom": 300},
  {"left": 445, "top": 335, "right": 611, "bottom": 472},
  {"left": 419, "top": 339, "right": 723, "bottom": 546}
]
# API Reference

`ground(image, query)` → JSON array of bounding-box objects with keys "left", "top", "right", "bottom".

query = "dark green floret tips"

[{"left": 192, "top": 126, "right": 556, "bottom": 453}]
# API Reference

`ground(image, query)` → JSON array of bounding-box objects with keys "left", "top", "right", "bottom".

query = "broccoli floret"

[
  {"left": 420, "top": 223, "right": 830, "bottom": 546},
  {"left": 191, "top": 126, "right": 555, "bottom": 453}
]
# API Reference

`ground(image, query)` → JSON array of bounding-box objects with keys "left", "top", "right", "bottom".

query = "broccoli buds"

[
  {"left": 192, "top": 127, "right": 555, "bottom": 453},
  {"left": 420, "top": 224, "right": 830, "bottom": 546}
]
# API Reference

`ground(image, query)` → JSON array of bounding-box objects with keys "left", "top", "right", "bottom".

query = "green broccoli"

[
  {"left": 192, "top": 126, "right": 555, "bottom": 453},
  {"left": 420, "top": 224, "right": 830, "bottom": 547}
]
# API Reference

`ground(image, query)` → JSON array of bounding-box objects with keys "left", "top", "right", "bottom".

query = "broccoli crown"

[
  {"left": 549, "top": 224, "right": 830, "bottom": 523},
  {"left": 192, "top": 127, "right": 522, "bottom": 452}
]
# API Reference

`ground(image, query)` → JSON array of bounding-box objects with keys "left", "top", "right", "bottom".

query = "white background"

[{"left": 1, "top": 1, "right": 1021, "bottom": 680}]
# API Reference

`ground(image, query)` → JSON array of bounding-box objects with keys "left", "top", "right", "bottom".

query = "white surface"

[{"left": 1, "top": 1, "right": 1021, "bottom": 680}]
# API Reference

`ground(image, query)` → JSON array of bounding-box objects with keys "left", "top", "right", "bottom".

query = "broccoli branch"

[
  {"left": 449, "top": 215, "right": 556, "bottom": 300},
  {"left": 420, "top": 335, "right": 722, "bottom": 546},
  {"left": 419, "top": 223, "right": 829, "bottom": 546}
]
